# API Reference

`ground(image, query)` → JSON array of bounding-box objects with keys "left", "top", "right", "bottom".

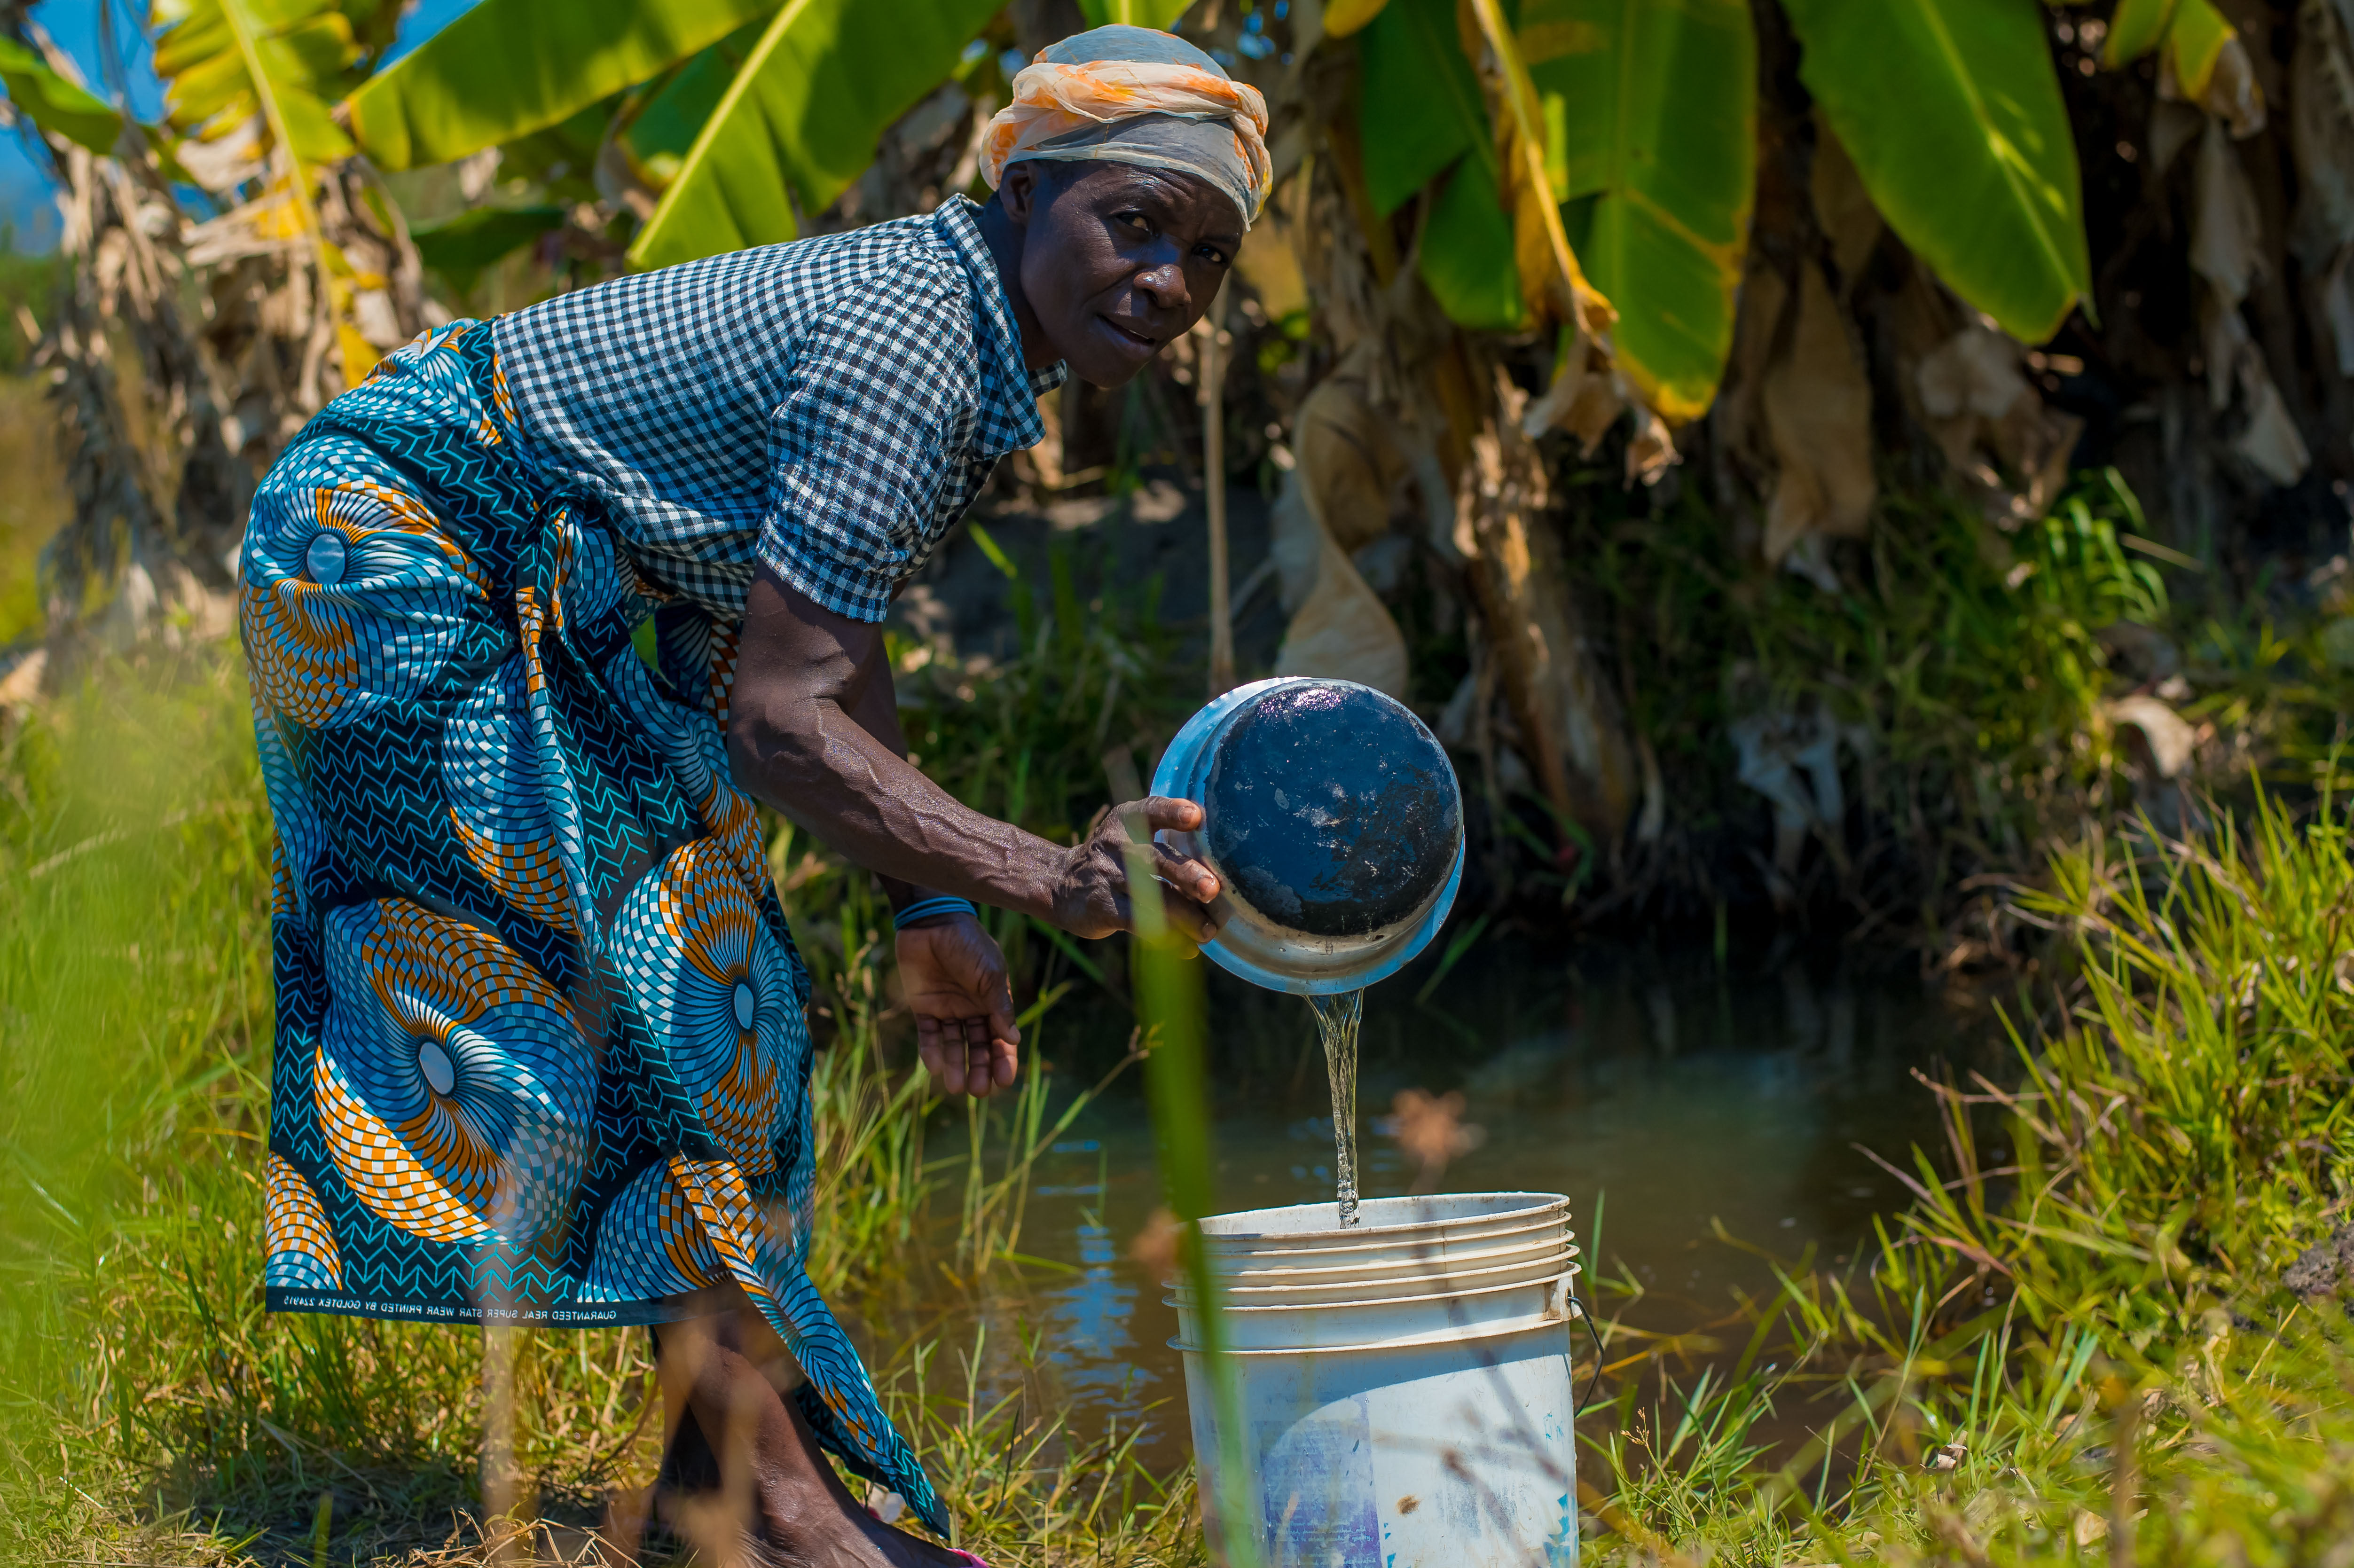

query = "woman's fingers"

[
  {"left": 1149, "top": 839, "right": 1222, "bottom": 922},
  {"left": 1133, "top": 799, "right": 1220, "bottom": 902},
  {"left": 915, "top": 1018, "right": 965, "bottom": 1095},
  {"left": 1138, "top": 796, "right": 1205, "bottom": 834},
  {"left": 917, "top": 1013, "right": 1018, "bottom": 1098},
  {"left": 1053, "top": 797, "right": 1224, "bottom": 941},
  {"left": 1154, "top": 881, "right": 1216, "bottom": 950}
]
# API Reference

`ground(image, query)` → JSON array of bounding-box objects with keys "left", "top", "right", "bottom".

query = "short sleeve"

[{"left": 757, "top": 270, "right": 980, "bottom": 623}]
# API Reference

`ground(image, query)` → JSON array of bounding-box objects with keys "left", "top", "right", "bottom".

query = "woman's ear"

[{"left": 999, "top": 163, "right": 1044, "bottom": 228}]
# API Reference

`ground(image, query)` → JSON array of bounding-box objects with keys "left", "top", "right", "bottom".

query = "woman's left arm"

[{"left": 726, "top": 566, "right": 1223, "bottom": 1096}]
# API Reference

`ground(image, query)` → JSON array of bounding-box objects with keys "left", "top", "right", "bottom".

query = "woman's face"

[{"left": 1001, "top": 161, "right": 1243, "bottom": 387}]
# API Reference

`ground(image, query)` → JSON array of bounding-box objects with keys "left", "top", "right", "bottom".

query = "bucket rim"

[
  {"left": 1167, "top": 1284, "right": 1583, "bottom": 1356},
  {"left": 1194, "top": 1192, "right": 1570, "bottom": 1244},
  {"left": 1197, "top": 1216, "right": 1571, "bottom": 1271},
  {"left": 1173, "top": 1247, "right": 1578, "bottom": 1306},
  {"left": 1164, "top": 1261, "right": 1581, "bottom": 1319}
]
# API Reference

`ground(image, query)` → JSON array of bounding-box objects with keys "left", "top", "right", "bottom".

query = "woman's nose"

[{"left": 1134, "top": 260, "right": 1190, "bottom": 312}]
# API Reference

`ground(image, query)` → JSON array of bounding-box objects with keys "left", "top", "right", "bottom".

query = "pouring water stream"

[{"left": 1309, "top": 989, "right": 1365, "bottom": 1227}]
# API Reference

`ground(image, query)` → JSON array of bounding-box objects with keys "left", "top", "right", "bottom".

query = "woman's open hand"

[
  {"left": 1051, "top": 797, "right": 1224, "bottom": 944},
  {"left": 899, "top": 914, "right": 1020, "bottom": 1098}
]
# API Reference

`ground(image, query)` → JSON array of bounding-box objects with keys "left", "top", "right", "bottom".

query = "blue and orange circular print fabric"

[{"left": 241, "top": 322, "right": 942, "bottom": 1532}]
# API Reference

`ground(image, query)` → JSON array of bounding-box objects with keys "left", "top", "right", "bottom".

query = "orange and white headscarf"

[{"left": 980, "top": 25, "right": 1272, "bottom": 229}]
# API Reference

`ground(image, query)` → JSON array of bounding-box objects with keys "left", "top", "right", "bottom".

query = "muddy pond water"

[{"left": 843, "top": 936, "right": 1992, "bottom": 1469}]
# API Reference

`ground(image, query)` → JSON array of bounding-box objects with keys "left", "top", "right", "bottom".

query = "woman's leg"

[{"left": 650, "top": 1303, "right": 965, "bottom": 1568}]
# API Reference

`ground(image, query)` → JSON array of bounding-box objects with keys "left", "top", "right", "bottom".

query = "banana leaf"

[
  {"left": 153, "top": 0, "right": 356, "bottom": 164},
  {"left": 1357, "top": 0, "right": 1488, "bottom": 217},
  {"left": 1781, "top": 0, "right": 2089, "bottom": 345},
  {"left": 2101, "top": 0, "right": 2176, "bottom": 65},
  {"left": 1525, "top": 0, "right": 1756, "bottom": 421},
  {"left": 345, "top": 0, "right": 779, "bottom": 171},
  {"left": 409, "top": 203, "right": 568, "bottom": 300},
  {"left": 1357, "top": 0, "right": 1522, "bottom": 329},
  {"left": 1420, "top": 156, "right": 1526, "bottom": 331},
  {"left": 618, "top": 25, "right": 765, "bottom": 190},
  {"left": 0, "top": 36, "right": 124, "bottom": 155},
  {"left": 627, "top": 0, "right": 1005, "bottom": 271}
]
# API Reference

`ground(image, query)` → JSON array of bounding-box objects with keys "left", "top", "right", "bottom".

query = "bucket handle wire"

[{"left": 1564, "top": 1293, "right": 1606, "bottom": 1418}]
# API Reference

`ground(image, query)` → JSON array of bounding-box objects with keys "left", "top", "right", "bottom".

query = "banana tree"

[
  {"left": 150, "top": 0, "right": 423, "bottom": 389},
  {"left": 1335, "top": 0, "right": 2091, "bottom": 427},
  {"left": 0, "top": 0, "right": 430, "bottom": 642}
]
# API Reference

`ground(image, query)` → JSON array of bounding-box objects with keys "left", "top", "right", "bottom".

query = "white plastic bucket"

[{"left": 1172, "top": 1193, "right": 1584, "bottom": 1567}]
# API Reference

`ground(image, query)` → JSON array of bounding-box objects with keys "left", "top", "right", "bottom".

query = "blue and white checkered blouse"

[{"left": 492, "top": 195, "right": 1064, "bottom": 624}]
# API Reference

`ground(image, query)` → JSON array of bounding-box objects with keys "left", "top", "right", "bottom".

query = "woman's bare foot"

[{"left": 651, "top": 1308, "right": 966, "bottom": 1568}]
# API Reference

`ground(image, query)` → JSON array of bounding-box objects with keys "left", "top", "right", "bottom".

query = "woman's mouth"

[{"left": 1097, "top": 315, "right": 1160, "bottom": 354}]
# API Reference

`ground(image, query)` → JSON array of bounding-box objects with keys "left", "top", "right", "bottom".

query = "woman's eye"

[
  {"left": 1117, "top": 212, "right": 1154, "bottom": 235},
  {"left": 1197, "top": 246, "right": 1231, "bottom": 266}
]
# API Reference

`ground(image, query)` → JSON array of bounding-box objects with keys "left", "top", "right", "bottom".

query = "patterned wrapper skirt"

[{"left": 240, "top": 322, "right": 942, "bottom": 1530}]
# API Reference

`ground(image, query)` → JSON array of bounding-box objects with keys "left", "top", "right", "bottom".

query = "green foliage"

[
  {"left": 13, "top": 613, "right": 2354, "bottom": 1562},
  {"left": 152, "top": 0, "right": 390, "bottom": 165},
  {"left": 1077, "top": 0, "right": 1197, "bottom": 27},
  {"left": 1781, "top": 0, "right": 2091, "bottom": 345},
  {"left": 0, "top": 244, "right": 66, "bottom": 373},
  {"left": 888, "top": 533, "right": 1186, "bottom": 994},
  {"left": 1890, "top": 789, "right": 2354, "bottom": 1343},
  {"left": 0, "top": 35, "right": 125, "bottom": 154},
  {"left": 1528, "top": 0, "right": 1756, "bottom": 421},
  {"left": 1357, "top": 0, "right": 1487, "bottom": 219},
  {"left": 614, "top": 22, "right": 767, "bottom": 190},
  {"left": 1565, "top": 783, "right": 2354, "bottom": 1564},
  {"left": 867, "top": 1323, "right": 1206, "bottom": 1564},
  {"left": 1418, "top": 156, "right": 1526, "bottom": 331},
  {"left": 1355, "top": 0, "right": 2093, "bottom": 396},
  {"left": 1356, "top": 0, "right": 1524, "bottom": 330},
  {"left": 345, "top": 0, "right": 776, "bottom": 171},
  {"left": 626, "top": 0, "right": 1005, "bottom": 270},
  {"left": 407, "top": 202, "right": 568, "bottom": 299},
  {"left": 1586, "top": 470, "right": 2171, "bottom": 874}
]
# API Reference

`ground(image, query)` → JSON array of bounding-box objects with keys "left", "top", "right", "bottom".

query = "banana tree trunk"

[{"left": 1453, "top": 384, "right": 1640, "bottom": 852}]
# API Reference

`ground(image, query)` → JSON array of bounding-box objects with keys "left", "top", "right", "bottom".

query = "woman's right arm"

[{"left": 724, "top": 566, "right": 1222, "bottom": 943}]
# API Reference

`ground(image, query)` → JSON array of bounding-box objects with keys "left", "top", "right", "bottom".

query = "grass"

[
  {"left": 9, "top": 469, "right": 2354, "bottom": 1563},
  {"left": 0, "top": 632, "right": 1202, "bottom": 1565},
  {"left": 1565, "top": 778, "right": 2354, "bottom": 1563}
]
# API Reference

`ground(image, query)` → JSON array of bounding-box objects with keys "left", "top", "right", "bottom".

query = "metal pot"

[{"left": 1151, "top": 676, "right": 1465, "bottom": 995}]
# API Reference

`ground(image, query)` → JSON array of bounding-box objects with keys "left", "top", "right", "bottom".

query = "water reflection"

[{"left": 853, "top": 938, "right": 1984, "bottom": 1466}]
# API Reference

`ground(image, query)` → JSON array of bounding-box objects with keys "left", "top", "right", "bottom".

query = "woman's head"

[
  {"left": 994, "top": 157, "right": 1241, "bottom": 387},
  {"left": 980, "top": 25, "right": 1270, "bottom": 387}
]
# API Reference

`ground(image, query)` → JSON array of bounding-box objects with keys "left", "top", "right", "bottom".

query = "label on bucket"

[{"left": 1257, "top": 1396, "right": 1381, "bottom": 1567}]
